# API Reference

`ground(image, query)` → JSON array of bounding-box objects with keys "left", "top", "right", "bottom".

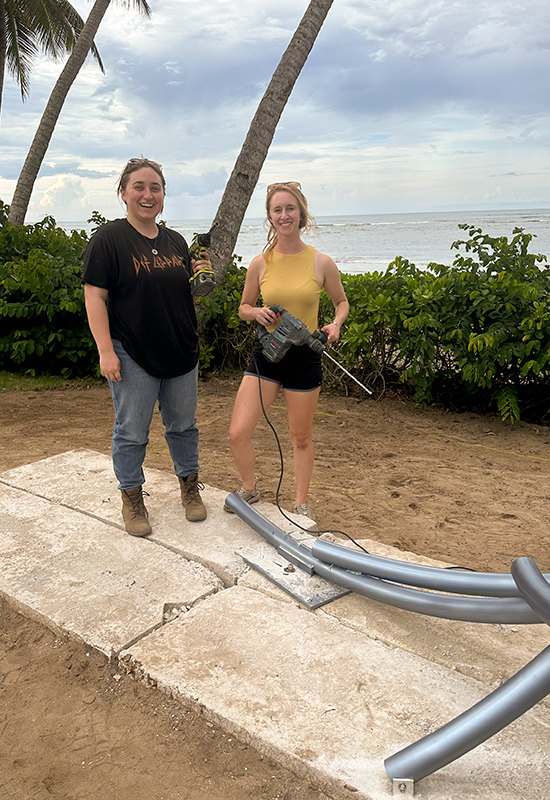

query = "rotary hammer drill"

[{"left": 257, "top": 304, "right": 327, "bottom": 362}]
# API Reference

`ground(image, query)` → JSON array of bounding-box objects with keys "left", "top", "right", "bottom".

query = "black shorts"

[{"left": 245, "top": 338, "right": 322, "bottom": 392}]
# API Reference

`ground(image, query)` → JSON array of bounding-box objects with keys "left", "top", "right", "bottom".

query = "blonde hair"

[{"left": 264, "top": 183, "right": 316, "bottom": 256}]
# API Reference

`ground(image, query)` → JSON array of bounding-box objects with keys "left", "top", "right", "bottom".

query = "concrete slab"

[
  {"left": 0, "top": 483, "right": 222, "bottom": 657},
  {"left": 119, "top": 585, "right": 550, "bottom": 800},
  {"left": 2, "top": 450, "right": 550, "bottom": 799},
  {"left": 0, "top": 449, "right": 317, "bottom": 586},
  {"left": 314, "top": 537, "right": 550, "bottom": 696}
]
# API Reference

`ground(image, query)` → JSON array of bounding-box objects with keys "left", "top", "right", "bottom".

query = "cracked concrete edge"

[
  {"left": 0, "top": 586, "right": 94, "bottom": 654},
  {"left": 116, "top": 649, "right": 379, "bottom": 800},
  {"left": 151, "top": 539, "right": 247, "bottom": 588},
  {"left": 0, "top": 581, "right": 229, "bottom": 663}
]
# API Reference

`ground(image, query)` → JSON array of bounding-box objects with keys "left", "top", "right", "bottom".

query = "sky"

[{"left": 0, "top": 0, "right": 548, "bottom": 224}]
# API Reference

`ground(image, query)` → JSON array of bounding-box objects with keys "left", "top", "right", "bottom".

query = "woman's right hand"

[
  {"left": 255, "top": 306, "right": 280, "bottom": 327},
  {"left": 99, "top": 350, "right": 122, "bottom": 382}
]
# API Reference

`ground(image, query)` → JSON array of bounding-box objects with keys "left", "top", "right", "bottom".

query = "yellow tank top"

[{"left": 260, "top": 246, "right": 321, "bottom": 332}]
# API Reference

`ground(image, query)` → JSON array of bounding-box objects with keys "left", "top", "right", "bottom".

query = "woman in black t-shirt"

[{"left": 83, "top": 157, "right": 209, "bottom": 534}]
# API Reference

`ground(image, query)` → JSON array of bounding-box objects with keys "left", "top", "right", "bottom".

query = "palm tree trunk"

[
  {"left": 0, "top": 0, "right": 7, "bottom": 119},
  {"left": 209, "top": 0, "right": 335, "bottom": 281},
  {"left": 7, "top": 0, "right": 111, "bottom": 225}
]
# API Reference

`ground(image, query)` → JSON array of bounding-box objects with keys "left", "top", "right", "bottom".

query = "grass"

[{"left": 0, "top": 371, "right": 104, "bottom": 391}]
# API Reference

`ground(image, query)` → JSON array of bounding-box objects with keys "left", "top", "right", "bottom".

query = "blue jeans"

[{"left": 109, "top": 340, "right": 200, "bottom": 490}]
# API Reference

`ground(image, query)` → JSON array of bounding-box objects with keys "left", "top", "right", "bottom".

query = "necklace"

[
  {"left": 136, "top": 226, "right": 160, "bottom": 255},
  {"left": 146, "top": 231, "right": 160, "bottom": 256}
]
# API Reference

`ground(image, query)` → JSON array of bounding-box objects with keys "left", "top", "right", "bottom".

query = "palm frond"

[{"left": 2, "top": 0, "right": 105, "bottom": 99}]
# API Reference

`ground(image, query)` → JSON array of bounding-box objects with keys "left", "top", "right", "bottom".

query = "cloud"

[
  {"left": 1, "top": 0, "right": 548, "bottom": 221},
  {"left": 38, "top": 175, "right": 87, "bottom": 212},
  {"left": 166, "top": 167, "right": 229, "bottom": 197},
  {"left": 38, "top": 162, "right": 116, "bottom": 179}
]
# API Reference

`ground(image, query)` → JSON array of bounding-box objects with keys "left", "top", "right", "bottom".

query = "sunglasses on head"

[
  {"left": 127, "top": 157, "right": 163, "bottom": 170},
  {"left": 267, "top": 181, "right": 302, "bottom": 193}
]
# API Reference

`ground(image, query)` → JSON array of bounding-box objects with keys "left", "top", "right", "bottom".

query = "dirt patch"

[{"left": 1, "top": 376, "right": 549, "bottom": 797}]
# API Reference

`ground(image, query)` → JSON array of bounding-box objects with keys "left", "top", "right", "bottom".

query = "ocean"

[{"left": 62, "top": 208, "right": 550, "bottom": 274}]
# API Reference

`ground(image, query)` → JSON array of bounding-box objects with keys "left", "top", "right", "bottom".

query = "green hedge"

[
  {"left": 337, "top": 225, "right": 549, "bottom": 421},
  {"left": 1, "top": 199, "right": 549, "bottom": 421},
  {"left": 0, "top": 201, "right": 95, "bottom": 376}
]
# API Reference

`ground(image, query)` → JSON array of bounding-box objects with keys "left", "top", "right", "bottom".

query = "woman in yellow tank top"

[{"left": 225, "top": 182, "right": 349, "bottom": 524}]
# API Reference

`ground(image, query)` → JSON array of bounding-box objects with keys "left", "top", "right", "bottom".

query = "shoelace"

[
  {"left": 186, "top": 481, "right": 204, "bottom": 500},
  {"left": 126, "top": 490, "right": 149, "bottom": 514}
]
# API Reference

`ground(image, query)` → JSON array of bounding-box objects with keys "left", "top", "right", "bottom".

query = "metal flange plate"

[
  {"left": 392, "top": 778, "right": 415, "bottom": 796},
  {"left": 236, "top": 541, "right": 350, "bottom": 609}
]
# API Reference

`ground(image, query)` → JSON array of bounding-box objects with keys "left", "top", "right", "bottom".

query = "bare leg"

[
  {"left": 229, "top": 375, "right": 280, "bottom": 489},
  {"left": 284, "top": 387, "right": 320, "bottom": 505}
]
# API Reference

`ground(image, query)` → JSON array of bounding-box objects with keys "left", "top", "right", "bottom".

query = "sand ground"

[{"left": 1, "top": 376, "right": 549, "bottom": 799}]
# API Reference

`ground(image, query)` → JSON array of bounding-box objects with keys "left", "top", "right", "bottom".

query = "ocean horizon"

[{"left": 61, "top": 207, "right": 550, "bottom": 274}]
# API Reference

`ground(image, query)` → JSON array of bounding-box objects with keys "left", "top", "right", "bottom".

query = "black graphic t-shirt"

[{"left": 83, "top": 218, "right": 199, "bottom": 378}]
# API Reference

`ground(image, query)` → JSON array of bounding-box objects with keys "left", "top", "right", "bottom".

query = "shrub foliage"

[
  {"left": 338, "top": 225, "right": 549, "bottom": 421},
  {"left": 1, "top": 200, "right": 549, "bottom": 421},
  {"left": 0, "top": 201, "right": 95, "bottom": 376}
]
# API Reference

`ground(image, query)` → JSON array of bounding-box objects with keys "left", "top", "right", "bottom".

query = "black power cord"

[
  {"left": 253, "top": 354, "right": 370, "bottom": 555},
  {"left": 253, "top": 354, "right": 478, "bottom": 570}
]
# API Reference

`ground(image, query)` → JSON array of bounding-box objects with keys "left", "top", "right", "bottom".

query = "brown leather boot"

[
  {"left": 121, "top": 486, "right": 152, "bottom": 536},
  {"left": 179, "top": 474, "right": 207, "bottom": 522}
]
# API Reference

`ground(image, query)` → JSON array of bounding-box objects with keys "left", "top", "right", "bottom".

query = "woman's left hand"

[
  {"left": 322, "top": 322, "right": 341, "bottom": 344},
  {"left": 191, "top": 253, "right": 212, "bottom": 273}
]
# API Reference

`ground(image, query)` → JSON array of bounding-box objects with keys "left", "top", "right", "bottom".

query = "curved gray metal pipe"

[
  {"left": 385, "top": 643, "right": 550, "bottom": 782},
  {"left": 312, "top": 561, "right": 540, "bottom": 624},
  {"left": 312, "top": 539, "right": 550, "bottom": 598},
  {"left": 226, "top": 494, "right": 540, "bottom": 624},
  {"left": 386, "top": 555, "right": 550, "bottom": 782},
  {"left": 227, "top": 495, "right": 550, "bottom": 784},
  {"left": 512, "top": 557, "right": 550, "bottom": 626},
  {"left": 225, "top": 492, "right": 315, "bottom": 556}
]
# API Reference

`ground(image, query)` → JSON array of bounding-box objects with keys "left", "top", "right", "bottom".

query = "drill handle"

[
  {"left": 306, "top": 328, "right": 328, "bottom": 354},
  {"left": 312, "top": 328, "right": 328, "bottom": 346},
  {"left": 189, "top": 231, "right": 211, "bottom": 262},
  {"left": 255, "top": 304, "right": 284, "bottom": 334}
]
